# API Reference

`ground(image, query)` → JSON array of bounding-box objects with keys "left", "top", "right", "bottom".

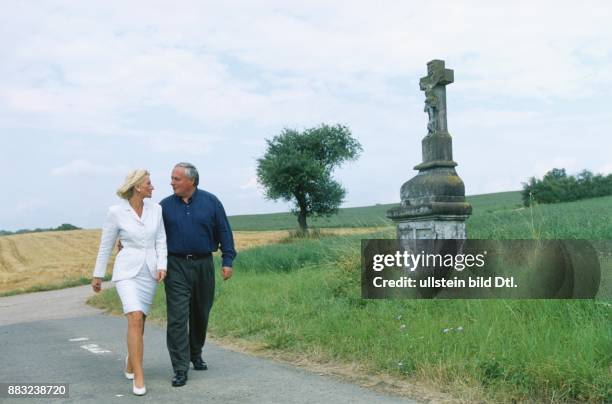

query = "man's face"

[{"left": 171, "top": 167, "right": 195, "bottom": 197}]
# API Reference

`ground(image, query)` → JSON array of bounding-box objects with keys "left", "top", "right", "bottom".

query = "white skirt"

[{"left": 114, "top": 262, "right": 157, "bottom": 315}]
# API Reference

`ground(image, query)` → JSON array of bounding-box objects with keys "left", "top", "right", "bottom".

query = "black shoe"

[
  {"left": 191, "top": 356, "right": 208, "bottom": 371},
  {"left": 171, "top": 370, "right": 188, "bottom": 387}
]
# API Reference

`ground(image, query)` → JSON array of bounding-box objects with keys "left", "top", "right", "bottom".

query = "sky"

[{"left": 1, "top": 1, "right": 611, "bottom": 231}]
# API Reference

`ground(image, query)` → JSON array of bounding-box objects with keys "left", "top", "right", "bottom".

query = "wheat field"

[{"left": 0, "top": 227, "right": 382, "bottom": 294}]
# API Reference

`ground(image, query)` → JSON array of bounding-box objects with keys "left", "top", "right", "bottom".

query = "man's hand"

[
  {"left": 156, "top": 270, "right": 167, "bottom": 283},
  {"left": 117, "top": 240, "right": 123, "bottom": 251},
  {"left": 91, "top": 277, "right": 102, "bottom": 293},
  {"left": 221, "top": 266, "right": 233, "bottom": 281}
]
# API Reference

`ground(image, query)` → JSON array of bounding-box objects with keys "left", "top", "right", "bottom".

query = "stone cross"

[
  {"left": 419, "top": 60, "right": 454, "bottom": 135},
  {"left": 387, "top": 59, "right": 471, "bottom": 242}
]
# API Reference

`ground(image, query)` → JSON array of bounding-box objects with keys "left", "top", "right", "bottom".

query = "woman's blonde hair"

[{"left": 116, "top": 169, "right": 150, "bottom": 200}]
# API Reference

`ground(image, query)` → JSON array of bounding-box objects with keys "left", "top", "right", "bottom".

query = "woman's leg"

[
  {"left": 125, "top": 351, "right": 133, "bottom": 374},
  {"left": 127, "top": 311, "right": 145, "bottom": 387},
  {"left": 125, "top": 314, "right": 146, "bottom": 373}
]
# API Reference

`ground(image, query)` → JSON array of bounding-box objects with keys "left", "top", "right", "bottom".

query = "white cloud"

[
  {"left": 51, "top": 159, "right": 128, "bottom": 176},
  {"left": 15, "top": 199, "right": 48, "bottom": 215},
  {"left": 455, "top": 109, "right": 541, "bottom": 129},
  {"left": 240, "top": 175, "right": 260, "bottom": 191},
  {"left": 147, "top": 132, "right": 219, "bottom": 155},
  {"left": 2, "top": 0, "right": 611, "bottom": 136},
  {"left": 532, "top": 158, "right": 579, "bottom": 178},
  {"left": 597, "top": 164, "right": 612, "bottom": 175}
]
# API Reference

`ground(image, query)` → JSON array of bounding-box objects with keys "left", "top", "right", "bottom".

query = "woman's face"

[{"left": 137, "top": 175, "right": 154, "bottom": 198}]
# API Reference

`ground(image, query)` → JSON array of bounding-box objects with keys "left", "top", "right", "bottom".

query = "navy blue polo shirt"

[{"left": 160, "top": 188, "right": 236, "bottom": 267}]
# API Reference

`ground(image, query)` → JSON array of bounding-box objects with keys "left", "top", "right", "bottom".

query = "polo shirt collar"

[{"left": 175, "top": 188, "right": 199, "bottom": 204}]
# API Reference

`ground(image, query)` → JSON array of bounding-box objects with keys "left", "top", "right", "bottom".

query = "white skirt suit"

[{"left": 93, "top": 200, "right": 167, "bottom": 315}]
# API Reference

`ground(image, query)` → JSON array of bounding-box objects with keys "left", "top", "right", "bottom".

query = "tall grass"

[
  {"left": 208, "top": 236, "right": 610, "bottom": 402},
  {"left": 468, "top": 195, "right": 612, "bottom": 239}
]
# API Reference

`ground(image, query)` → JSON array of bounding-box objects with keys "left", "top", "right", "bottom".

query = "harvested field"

[{"left": 0, "top": 227, "right": 383, "bottom": 294}]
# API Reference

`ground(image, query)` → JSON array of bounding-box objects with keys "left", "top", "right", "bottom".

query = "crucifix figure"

[{"left": 419, "top": 60, "right": 454, "bottom": 135}]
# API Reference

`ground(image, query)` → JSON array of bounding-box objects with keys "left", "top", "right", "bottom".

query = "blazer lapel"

[
  {"left": 124, "top": 200, "right": 144, "bottom": 224},
  {"left": 140, "top": 203, "right": 150, "bottom": 223}
]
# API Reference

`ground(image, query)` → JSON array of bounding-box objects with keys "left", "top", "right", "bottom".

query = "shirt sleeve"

[
  {"left": 92, "top": 208, "right": 119, "bottom": 278},
  {"left": 155, "top": 205, "right": 168, "bottom": 270},
  {"left": 214, "top": 198, "right": 236, "bottom": 267}
]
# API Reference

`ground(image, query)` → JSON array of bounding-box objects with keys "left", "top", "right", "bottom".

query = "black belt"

[{"left": 169, "top": 252, "right": 212, "bottom": 260}]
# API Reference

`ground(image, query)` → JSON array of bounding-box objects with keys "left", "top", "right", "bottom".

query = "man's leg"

[
  {"left": 165, "top": 256, "right": 192, "bottom": 373},
  {"left": 189, "top": 255, "right": 215, "bottom": 361}
]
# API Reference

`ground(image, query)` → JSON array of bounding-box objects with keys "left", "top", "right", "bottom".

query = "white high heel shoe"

[
  {"left": 124, "top": 356, "right": 134, "bottom": 380},
  {"left": 132, "top": 380, "right": 146, "bottom": 396}
]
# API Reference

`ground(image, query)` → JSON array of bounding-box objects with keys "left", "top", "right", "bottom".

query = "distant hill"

[
  {"left": 228, "top": 191, "right": 523, "bottom": 231},
  {"left": 0, "top": 223, "right": 81, "bottom": 237}
]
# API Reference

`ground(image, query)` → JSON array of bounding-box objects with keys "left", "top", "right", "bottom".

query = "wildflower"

[
  {"left": 442, "top": 328, "right": 452, "bottom": 333},
  {"left": 400, "top": 324, "right": 406, "bottom": 331},
  {"left": 456, "top": 326, "right": 464, "bottom": 332},
  {"left": 396, "top": 315, "right": 402, "bottom": 321}
]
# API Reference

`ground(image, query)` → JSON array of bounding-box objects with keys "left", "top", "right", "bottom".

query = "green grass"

[
  {"left": 210, "top": 267, "right": 610, "bottom": 402},
  {"left": 0, "top": 275, "right": 112, "bottom": 297},
  {"left": 89, "top": 192, "right": 612, "bottom": 402}
]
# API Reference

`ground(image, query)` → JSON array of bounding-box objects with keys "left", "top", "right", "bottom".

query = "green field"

[
  {"left": 229, "top": 191, "right": 523, "bottom": 231},
  {"left": 468, "top": 193, "right": 612, "bottom": 240},
  {"left": 228, "top": 203, "right": 396, "bottom": 230},
  {"left": 90, "top": 191, "right": 612, "bottom": 403}
]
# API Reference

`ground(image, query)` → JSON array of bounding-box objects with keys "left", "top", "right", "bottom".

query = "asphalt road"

[{"left": 0, "top": 285, "right": 415, "bottom": 403}]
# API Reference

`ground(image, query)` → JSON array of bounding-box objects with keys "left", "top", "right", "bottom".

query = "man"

[{"left": 160, "top": 162, "right": 236, "bottom": 387}]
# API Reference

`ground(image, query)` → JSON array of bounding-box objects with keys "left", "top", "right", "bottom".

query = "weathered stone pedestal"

[{"left": 387, "top": 60, "right": 471, "bottom": 240}]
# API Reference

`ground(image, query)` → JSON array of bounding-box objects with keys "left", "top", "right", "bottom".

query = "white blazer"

[{"left": 93, "top": 200, "right": 167, "bottom": 282}]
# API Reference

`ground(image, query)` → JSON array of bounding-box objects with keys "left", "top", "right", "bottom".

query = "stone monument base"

[{"left": 395, "top": 217, "right": 468, "bottom": 240}]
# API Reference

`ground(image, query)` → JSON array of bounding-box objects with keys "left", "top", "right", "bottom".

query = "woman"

[{"left": 91, "top": 169, "right": 167, "bottom": 396}]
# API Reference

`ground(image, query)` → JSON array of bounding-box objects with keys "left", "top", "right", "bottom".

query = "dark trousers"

[{"left": 164, "top": 255, "right": 215, "bottom": 372}]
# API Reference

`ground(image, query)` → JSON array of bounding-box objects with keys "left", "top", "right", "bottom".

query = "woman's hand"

[
  {"left": 156, "top": 270, "right": 167, "bottom": 283},
  {"left": 91, "top": 277, "right": 103, "bottom": 293}
]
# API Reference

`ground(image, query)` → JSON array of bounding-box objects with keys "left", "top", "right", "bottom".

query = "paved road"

[{"left": 0, "top": 285, "right": 415, "bottom": 403}]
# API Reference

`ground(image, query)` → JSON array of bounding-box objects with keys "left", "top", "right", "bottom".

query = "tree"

[
  {"left": 256, "top": 124, "right": 362, "bottom": 232},
  {"left": 54, "top": 223, "right": 81, "bottom": 231},
  {"left": 522, "top": 168, "right": 612, "bottom": 206}
]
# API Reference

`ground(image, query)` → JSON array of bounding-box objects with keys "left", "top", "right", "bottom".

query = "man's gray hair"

[{"left": 175, "top": 162, "right": 199, "bottom": 186}]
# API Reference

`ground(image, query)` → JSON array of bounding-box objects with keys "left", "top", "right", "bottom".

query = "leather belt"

[{"left": 168, "top": 252, "right": 212, "bottom": 260}]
